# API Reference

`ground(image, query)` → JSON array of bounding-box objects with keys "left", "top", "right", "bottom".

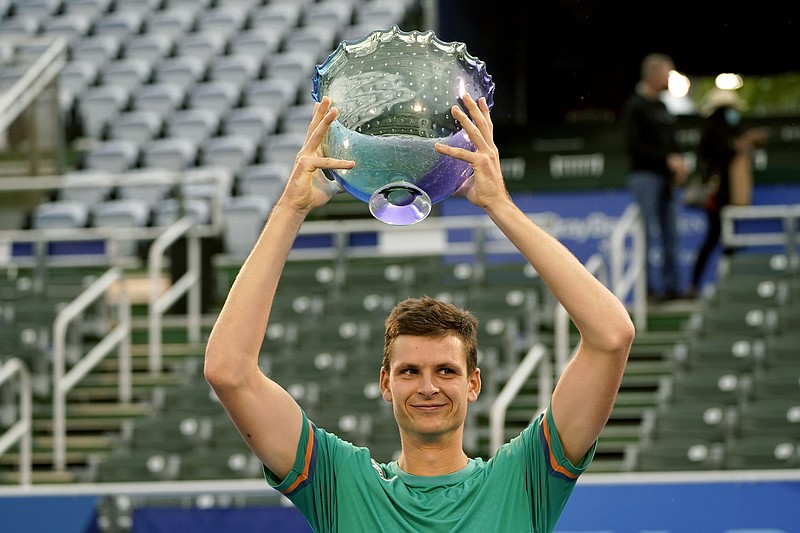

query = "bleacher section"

[
  {"left": 625, "top": 250, "right": 800, "bottom": 471},
  {"left": 2, "top": 0, "right": 418, "bottom": 231},
  {"left": 2, "top": 0, "right": 800, "bottom": 505}
]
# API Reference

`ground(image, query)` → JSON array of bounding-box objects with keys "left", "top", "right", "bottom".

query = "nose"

[{"left": 418, "top": 373, "right": 439, "bottom": 398}]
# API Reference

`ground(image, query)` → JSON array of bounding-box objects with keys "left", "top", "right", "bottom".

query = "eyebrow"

[{"left": 394, "top": 361, "right": 463, "bottom": 372}]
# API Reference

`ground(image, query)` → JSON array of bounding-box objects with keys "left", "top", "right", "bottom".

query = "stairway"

[
  {"left": 472, "top": 298, "right": 698, "bottom": 472},
  {"left": 0, "top": 305, "right": 207, "bottom": 485}
]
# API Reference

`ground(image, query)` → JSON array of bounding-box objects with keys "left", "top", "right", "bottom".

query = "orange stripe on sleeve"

[
  {"left": 542, "top": 414, "right": 579, "bottom": 480},
  {"left": 284, "top": 419, "right": 316, "bottom": 494}
]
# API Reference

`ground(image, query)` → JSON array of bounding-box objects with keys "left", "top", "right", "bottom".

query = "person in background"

[
  {"left": 622, "top": 53, "right": 688, "bottom": 301},
  {"left": 688, "top": 88, "right": 769, "bottom": 297},
  {"left": 204, "top": 93, "right": 635, "bottom": 532}
]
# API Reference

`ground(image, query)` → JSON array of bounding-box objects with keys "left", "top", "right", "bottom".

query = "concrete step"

[{"left": 0, "top": 469, "right": 76, "bottom": 485}]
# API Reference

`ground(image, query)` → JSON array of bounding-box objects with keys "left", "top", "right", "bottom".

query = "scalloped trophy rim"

[
  {"left": 311, "top": 25, "right": 495, "bottom": 110},
  {"left": 308, "top": 26, "right": 495, "bottom": 226}
]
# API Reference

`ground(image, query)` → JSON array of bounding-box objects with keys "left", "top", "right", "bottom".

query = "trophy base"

[{"left": 369, "top": 182, "right": 431, "bottom": 226}]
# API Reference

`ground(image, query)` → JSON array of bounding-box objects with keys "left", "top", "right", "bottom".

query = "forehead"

[{"left": 389, "top": 334, "right": 467, "bottom": 367}]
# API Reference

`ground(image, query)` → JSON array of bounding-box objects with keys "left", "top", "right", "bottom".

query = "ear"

[
  {"left": 467, "top": 368, "right": 481, "bottom": 403},
  {"left": 379, "top": 367, "right": 392, "bottom": 403}
]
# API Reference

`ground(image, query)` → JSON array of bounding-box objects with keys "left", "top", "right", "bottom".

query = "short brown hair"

[{"left": 382, "top": 296, "right": 478, "bottom": 374}]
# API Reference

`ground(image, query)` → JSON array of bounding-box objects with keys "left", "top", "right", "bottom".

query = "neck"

[{"left": 396, "top": 434, "right": 469, "bottom": 476}]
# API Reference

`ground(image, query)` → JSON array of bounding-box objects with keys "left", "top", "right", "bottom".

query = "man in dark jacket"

[{"left": 622, "top": 53, "right": 688, "bottom": 300}]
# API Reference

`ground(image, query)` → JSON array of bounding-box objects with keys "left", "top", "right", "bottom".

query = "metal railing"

[
  {"left": 52, "top": 267, "right": 131, "bottom": 471},
  {"left": 488, "top": 207, "right": 643, "bottom": 453},
  {"left": 553, "top": 252, "right": 608, "bottom": 376},
  {"left": 721, "top": 203, "right": 800, "bottom": 263},
  {"left": 0, "top": 37, "right": 67, "bottom": 133},
  {"left": 609, "top": 203, "right": 647, "bottom": 332},
  {"left": 147, "top": 217, "right": 202, "bottom": 375},
  {"left": 488, "top": 343, "right": 551, "bottom": 454},
  {"left": 0, "top": 358, "right": 32, "bottom": 486}
]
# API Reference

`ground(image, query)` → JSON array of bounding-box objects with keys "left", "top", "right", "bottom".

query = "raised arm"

[
  {"left": 204, "top": 98, "right": 354, "bottom": 479},
  {"left": 435, "top": 94, "right": 635, "bottom": 464}
]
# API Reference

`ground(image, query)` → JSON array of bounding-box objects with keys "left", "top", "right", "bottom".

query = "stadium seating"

[
  {"left": 199, "top": 134, "right": 258, "bottom": 175},
  {"left": 141, "top": 136, "right": 198, "bottom": 171},
  {"left": 222, "top": 106, "right": 278, "bottom": 145},
  {"left": 54, "top": 170, "right": 111, "bottom": 204},
  {"left": 236, "top": 162, "right": 289, "bottom": 199},
  {"left": 116, "top": 168, "right": 174, "bottom": 203},
  {"left": 32, "top": 200, "right": 90, "bottom": 229},
  {"left": 84, "top": 139, "right": 140, "bottom": 172},
  {"left": 164, "top": 108, "right": 220, "bottom": 144},
  {"left": 723, "top": 435, "right": 800, "bottom": 470},
  {"left": 108, "top": 109, "right": 163, "bottom": 146},
  {"left": 78, "top": 85, "right": 130, "bottom": 139},
  {"left": 628, "top": 438, "right": 724, "bottom": 471},
  {"left": 220, "top": 194, "right": 273, "bottom": 256},
  {"left": 130, "top": 81, "right": 185, "bottom": 116}
]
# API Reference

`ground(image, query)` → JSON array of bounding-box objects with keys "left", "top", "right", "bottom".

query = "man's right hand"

[{"left": 278, "top": 96, "right": 355, "bottom": 215}]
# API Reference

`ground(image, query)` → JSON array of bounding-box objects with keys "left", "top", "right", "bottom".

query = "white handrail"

[
  {"left": 721, "top": 204, "right": 800, "bottom": 263},
  {"left": 488, "top": 343, "right": 550, "bottom": 454},
  {"left": 0, "top": 358, "right": 32, "bottom": 486},
  {"left": 609, "top": 203, "right": 647, "bottom": 332},
  {"left": 52, "top": 267, "right": 131, "bottom": 471},
  {"left": 0, "top": 37, "right": 67, "bottom": 132},
  {"left": 554, "top": 252, "right": 608, "bottom": 375},
  {"left": 148, "top": 217, "right": 201, "bottom": 375}
]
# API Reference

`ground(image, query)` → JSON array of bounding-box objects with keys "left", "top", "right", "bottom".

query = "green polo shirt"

[{"left": 265, "top": 406, "right": 593, "bottom": 532}]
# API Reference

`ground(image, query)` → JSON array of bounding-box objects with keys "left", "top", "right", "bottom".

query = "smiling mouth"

[{"left": 413, "top": 404, "right": 445, "bottom": 411}]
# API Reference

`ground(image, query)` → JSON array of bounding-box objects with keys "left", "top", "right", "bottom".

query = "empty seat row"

[
  {"left": 81, "top": 130, "right": 304, "bottom": 175},
  {"left": 73, "top": 59, "right": 314, "bottom": 139},
  {"left": 31, "top": 193, "right": 275, "bottom": 256},
  {"left": 627, "top": 435, "right": 800, "bottom": 471}
]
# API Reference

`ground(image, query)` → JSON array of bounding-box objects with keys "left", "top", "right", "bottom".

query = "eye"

[
  {"left": 399, "top": 368, "right": 418, "bottom": 376},
  {"left": 438, "top": 368, "right": 456, "bottom": 375}
]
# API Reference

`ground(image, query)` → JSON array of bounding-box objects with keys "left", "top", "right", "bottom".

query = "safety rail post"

[
  {"left": 609, "top": 204, "right": 647, "bottom": 332},
  {"left": 148, "top": 217, "right": 201, "bottom": 375},
  {"left": 52, "top": 267, "right": 131, "bottom": 471},
  {"left": 721, "top": 204, "right": 800, "bottom": 269},
  {"left": 0, "top": 358, "right": 32, "bottom": 486},
  {"left": 488, "top": 343, "right": 550, "bottom": 454}
]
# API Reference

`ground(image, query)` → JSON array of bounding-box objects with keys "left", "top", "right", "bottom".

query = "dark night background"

[{"left": 435, "top": 0, "right": 800, "bottom": 129}]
